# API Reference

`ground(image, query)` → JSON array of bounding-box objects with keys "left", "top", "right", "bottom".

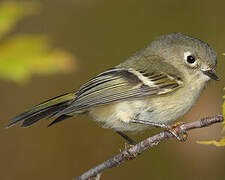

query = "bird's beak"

[{"left": 202, "top": 69, "right": 219, "bottom": 81}]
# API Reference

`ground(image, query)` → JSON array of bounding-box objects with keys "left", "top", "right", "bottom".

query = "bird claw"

[
  {"left": 123, "top": 142, "right": 138, "bottom": 160},
  {"left": 167, "top": 122, "right": 188, "bottom": 141},
  {"left": 124, "top": 142, "right": 135, "bottom": 150}
]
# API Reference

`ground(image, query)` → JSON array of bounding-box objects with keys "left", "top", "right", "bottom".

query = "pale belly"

[{"left": 88, "top": 81, "right": 206, "bottom": 132}]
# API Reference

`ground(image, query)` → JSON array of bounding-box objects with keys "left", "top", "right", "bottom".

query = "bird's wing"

[{"left": 55, "top": 63, "right": 183, "bottom": 116}]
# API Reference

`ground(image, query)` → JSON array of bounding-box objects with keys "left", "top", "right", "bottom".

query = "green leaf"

[
  {"left": 0, "top": 2, "right": 35, "bottom": 38},
  {"left": 0, "top": 2, "right": 76, "bottom": 84},
  {"left": 0, "top": 35, "right": 75, "bottom": 84}
]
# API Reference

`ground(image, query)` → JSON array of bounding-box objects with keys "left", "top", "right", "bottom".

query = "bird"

[{"left": 8, "top": 33, "right": 219, "bottom": 144}]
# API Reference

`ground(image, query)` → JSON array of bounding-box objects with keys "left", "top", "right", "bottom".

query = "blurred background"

[{"left": 1, "top": 0, "right": 225, "bottom": 179}]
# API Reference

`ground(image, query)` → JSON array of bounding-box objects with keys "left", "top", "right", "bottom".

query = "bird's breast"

[
  {"left": 88, "top": 100, "right": 150, "bottom": 132},
  {"left": 88, "top": 80, "right": 206, "bottom": 132}
]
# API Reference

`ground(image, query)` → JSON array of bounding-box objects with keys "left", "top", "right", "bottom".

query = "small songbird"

[{"left": 8, "top": 33, "right": 219, "bottom": 144}]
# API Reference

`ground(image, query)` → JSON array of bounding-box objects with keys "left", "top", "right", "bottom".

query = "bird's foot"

[
  {"left": 167, "top": 122, "right": 187, "bottom": 141},
  {"left": 130, "top": 119, "right": 187, "bottom": 141},
  {"left": 124, "top": 142, "right": 136, "bottom": 150},
  {"left": 123, "top": 142, "right": 138, "bottom": 160}
]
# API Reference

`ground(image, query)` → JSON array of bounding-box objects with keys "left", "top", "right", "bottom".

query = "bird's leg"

[
  {"left": 130, "top": 119, "right": 187, "bottom": 141},
  {"left": 116, "top": 131, "right": 137, "bottom": 145},
  {"left": 168, "top": 122, "right": 188, "bottom": 141},
  {"left": 116, "top": 131, "right": 138, "bottom": 160},
  {"left": 130, "top": 119, "right": 170, "bottom": 128}
]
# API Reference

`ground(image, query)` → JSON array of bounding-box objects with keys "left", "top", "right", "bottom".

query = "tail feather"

[
  {"left": 21, "top": 102, "right": 70, "bottom": 127},
  {"left": 47, "top": 115, "right": 72, "bottom": 127},
  {"left": 8, "top": 93, "right": 75, "bottom": 128}
]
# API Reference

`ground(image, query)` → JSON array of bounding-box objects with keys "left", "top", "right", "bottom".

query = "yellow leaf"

[
  {"left": 0, "top": 2, "right": 36, "bottom": 38},
  {"left": 197, "top": 137, "right": 225, "bottom": 147},
  {"left": 0, "top": 35, "right": 75, "bottom": 84},
  {"left": 223, "top": 88, "right": 225, "bottom": 130},
  {"left": 0, "top": 2, "right": 75, "bottom": 84},
  {"left": 198, "top": 88, "right": 225, "bottom": 146}
]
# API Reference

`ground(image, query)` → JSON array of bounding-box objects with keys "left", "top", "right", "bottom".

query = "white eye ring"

[{"left": 184, "top": 51, "right": 197, "bottom": 67}]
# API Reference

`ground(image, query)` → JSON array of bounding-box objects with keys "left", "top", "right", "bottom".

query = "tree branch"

[{"left": 74, "top": 114, "right": 224, "bottom": 180}]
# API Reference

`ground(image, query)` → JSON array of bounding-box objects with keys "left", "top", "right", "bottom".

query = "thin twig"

[{"left": 74, "top": 114, "right": 224, "bottom": 180}]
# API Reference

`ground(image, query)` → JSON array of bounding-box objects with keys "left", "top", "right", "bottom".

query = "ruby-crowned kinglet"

[{"left": 8, "top": 33, "right": 219, "bottom": 143}]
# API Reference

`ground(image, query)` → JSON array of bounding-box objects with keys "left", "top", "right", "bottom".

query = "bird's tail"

[{"left": 8, "top": 93, "right": 75, "bottom": 128}]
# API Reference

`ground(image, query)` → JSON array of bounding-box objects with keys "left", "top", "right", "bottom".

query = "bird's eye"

[
  {"left": 186, "top": 55, "right": 195, "bottom": 64},
  {"left": 184, "top": 52, "right": 197, "bottom": 67}
]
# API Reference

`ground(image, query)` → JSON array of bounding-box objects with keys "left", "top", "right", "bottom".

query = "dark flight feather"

[
  {"left": 53, "top": 66, "right": 182, "bottom": 118},
  {"left": 47, "top": 115, "right": 72, "bottom": 127},
  {"left": 9, "top": 56, "right": 183, "bottom": 127},
  {"left": 8, "top": 93, "right": 75, "bottom": 127}
]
